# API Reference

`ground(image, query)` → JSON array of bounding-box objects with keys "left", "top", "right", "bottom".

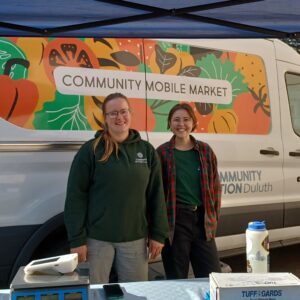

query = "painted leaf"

[
  {"left": 110, "top": 51, "right": 140, "bottom": 66},
  {"left": 93, "top": 38, "right": 113, "bottom": 49},
  {"left": 0, "top": 38, "right": 27, "bottom": 79},
  {"left": 33, "top": 91, "right": 91, "bottom": 130},
  {"left": 196, "top": 54, "right": 248, "bottom": 108},
  {"left": 98, "top": 58, "right": 120, "bottom": 68},
  {"left": 195, "top": 103, "right": 214, "bottom": 115},
  {"left": 176, "top": 44, "right": 190, "bottom": 53},
  {"left": 178, "top": 65, "right": 201, "bottom": 77},
  {"left": 158, "top": 41, "right": 173, "bottom": 52},
  {"left": 190, "top": 47, "right": 222, "bottom": 62},
  {"left": 155, "top": 45, "right": 177, "bottom": 74},
  {"left": 148, "top": 99, "right": 179, "bottom": 132}
]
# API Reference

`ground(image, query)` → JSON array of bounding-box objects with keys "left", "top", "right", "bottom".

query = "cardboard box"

[{"left": 210, "top": 272, "right": 300, "bottom": 300}]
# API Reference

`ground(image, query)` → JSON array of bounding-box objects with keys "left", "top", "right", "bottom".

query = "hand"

[
  {"left": 148, "top": 239, "right": 164, "bottom": 260},
  {"left": 71, "top": 245, "right": 87, "bottom": 263}
]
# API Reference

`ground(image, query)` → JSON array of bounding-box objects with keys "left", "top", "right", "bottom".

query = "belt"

[{"left": 176, "top": 203, "right": 199, "bottom": 211}]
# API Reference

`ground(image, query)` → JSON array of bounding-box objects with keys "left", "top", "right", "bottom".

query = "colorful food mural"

[{"left": 0, "top": 37, "right": 271, "bottom": 134}]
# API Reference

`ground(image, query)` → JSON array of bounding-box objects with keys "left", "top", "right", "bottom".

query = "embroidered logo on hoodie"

[{"left": 135, "top": 152, "right": 147, "bottom": 164}]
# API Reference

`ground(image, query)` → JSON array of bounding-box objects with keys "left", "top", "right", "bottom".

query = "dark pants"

[{"left": 162, "top": 205, "right": 221, "bottom": 279}]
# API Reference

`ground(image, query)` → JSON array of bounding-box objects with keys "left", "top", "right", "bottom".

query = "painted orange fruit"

[{"left": 208, "top": 109, "right": 238, "bottom": 133}]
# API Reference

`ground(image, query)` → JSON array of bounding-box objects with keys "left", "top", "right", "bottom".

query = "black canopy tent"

[{"left": 0, "top": 0, "right": 300, "bottom": 38}]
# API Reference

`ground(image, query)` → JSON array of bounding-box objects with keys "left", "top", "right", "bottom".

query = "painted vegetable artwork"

[
  {"left": 0, "top": 58, "right": 38, "bottom": 127},
  {"left": 0, "top": 37, "right": 271, "bottom": 134}
]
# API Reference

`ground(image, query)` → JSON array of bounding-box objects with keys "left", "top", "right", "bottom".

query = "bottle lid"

[{"left": 247, "top": 221, "right": 266, "bottom": 231}]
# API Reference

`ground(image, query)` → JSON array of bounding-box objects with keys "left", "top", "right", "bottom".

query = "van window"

[
  {"left": 286, "top": 73, "right": 300, "bottom": 136},
  {"left": 0, "top": 37, "right": 271, "bottom": 135}
]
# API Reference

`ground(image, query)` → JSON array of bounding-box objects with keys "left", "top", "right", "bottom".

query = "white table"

[
  {"left": 1, "top": 278, "right": 209, "bottom": 300},
  {"left": 91, "top": 279, "right": 209, "bottom": 300}
]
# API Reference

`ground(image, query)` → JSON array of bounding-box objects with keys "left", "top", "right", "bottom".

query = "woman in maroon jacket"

[{"left": 157, "top": 103, "right": 222, "bottom": 279}]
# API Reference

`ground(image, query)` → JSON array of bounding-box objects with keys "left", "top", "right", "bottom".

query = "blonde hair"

[{"left": 93, "top": 93, "right": 130, "bottom": 162}]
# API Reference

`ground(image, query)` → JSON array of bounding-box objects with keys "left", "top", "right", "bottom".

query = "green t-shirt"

[{"left": 174, "top": 148, "right": 202, "bottom": 206}]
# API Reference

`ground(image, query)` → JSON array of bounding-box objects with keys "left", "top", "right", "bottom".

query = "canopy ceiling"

[{"left": 0, "top": 0, "right": 300, "bottom": 38}]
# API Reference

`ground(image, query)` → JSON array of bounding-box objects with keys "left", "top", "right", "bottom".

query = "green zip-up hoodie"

[{"left": 64, "top": 129, "right": 169, "bottom": 248}]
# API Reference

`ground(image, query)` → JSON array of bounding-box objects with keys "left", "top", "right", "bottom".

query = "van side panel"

[
  {"left": 275, "top": 41, "right": 300, "bottom": 229},
  {"left": 1, "top": 37, "right": 300, "bottom": 284}
]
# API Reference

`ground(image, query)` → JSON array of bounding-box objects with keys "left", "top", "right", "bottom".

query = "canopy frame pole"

[
  {"left": 47, "top": 0, "right": 291, "bottom": 37},
  {"left": 0, "top": 0, "right": 298, "bottom": 38}
]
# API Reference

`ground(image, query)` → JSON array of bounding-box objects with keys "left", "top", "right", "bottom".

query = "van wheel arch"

[{"left": 9, "top": 213, "right": 69, "bottom": 283}]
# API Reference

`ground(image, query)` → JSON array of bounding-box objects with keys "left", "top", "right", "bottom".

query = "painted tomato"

[{"left": 43, "top": 38, "right": 99, "bottom": 83}]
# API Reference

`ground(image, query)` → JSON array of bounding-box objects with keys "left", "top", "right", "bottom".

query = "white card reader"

[{"left": 24, "top": 253, "right": 78, "bottom": 275}]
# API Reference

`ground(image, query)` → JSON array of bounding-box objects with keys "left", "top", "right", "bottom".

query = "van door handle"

[
  {"left": 289, "top": 151, "right": 300, "bottom": 157},
  {"left": 260, "top": 149, "right": 279, "bottom": 156}
]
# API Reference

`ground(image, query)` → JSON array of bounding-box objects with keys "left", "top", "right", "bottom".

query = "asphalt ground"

[
  {"left": 149, "top": 244, "right": 300, "bottom": 280},
  {"left": 221, "top": 243, "right": 300, "bottom": 278}
]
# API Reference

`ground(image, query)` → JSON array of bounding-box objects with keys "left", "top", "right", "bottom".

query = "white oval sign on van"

[{"left": 54, "top": 66, "right": 232, "bottom": 104}]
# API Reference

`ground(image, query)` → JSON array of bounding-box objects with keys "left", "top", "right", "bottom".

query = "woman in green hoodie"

[{"left": 64, "top": 93, "right": 168, "bottom": 283}]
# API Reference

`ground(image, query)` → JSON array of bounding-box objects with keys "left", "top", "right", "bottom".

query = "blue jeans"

[
  {"left": 162, "top": 205, "right": 221, "bottom": 279},
  {"left": 87, "top": 237, "right": 148, "bottom": 284}
]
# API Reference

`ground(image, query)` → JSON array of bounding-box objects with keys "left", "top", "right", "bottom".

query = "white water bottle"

[{"left": 246, "top": 221, "right": 269, "bottom": 273}]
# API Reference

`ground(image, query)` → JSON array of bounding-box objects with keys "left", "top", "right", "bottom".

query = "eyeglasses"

[{"left": 105, "top": 108, "right": 131, "bottom": 119}]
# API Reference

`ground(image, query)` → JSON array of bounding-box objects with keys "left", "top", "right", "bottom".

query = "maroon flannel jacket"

[{"left": 156, "top": 135, "right": 222, "bottom": 242}]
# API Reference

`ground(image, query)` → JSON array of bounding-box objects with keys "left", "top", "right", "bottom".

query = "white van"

[{"left": 0, "top": 37, "right": 299, "bottom": 286}]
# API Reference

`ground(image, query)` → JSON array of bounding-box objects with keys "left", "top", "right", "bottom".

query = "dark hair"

[
  {"left": 167, "top": 103, "right": 197, "bottom": 131},
  {"left": 94, "top": 93, "right": 130, "bottom": 162}
]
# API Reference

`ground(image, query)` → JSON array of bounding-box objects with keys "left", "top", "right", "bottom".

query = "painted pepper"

[{"left": 0, "top": 58, "right": 39, "bottom": 127}]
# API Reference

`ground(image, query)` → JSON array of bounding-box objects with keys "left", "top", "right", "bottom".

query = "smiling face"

[
  {"left": 104, "top": 97, "right": 131, "bottom": 140},
  {"left": 169, "top": 108, "right": 194, "bottom": 140}
]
